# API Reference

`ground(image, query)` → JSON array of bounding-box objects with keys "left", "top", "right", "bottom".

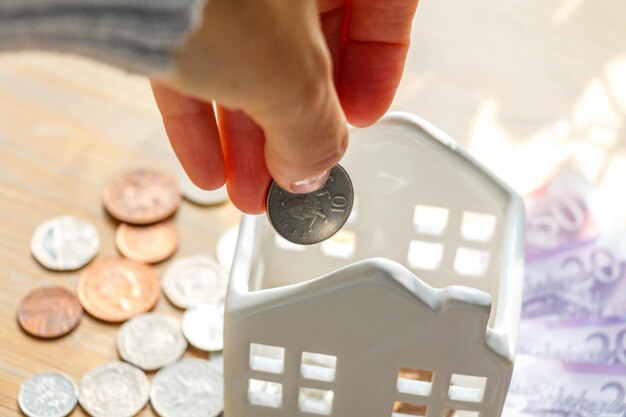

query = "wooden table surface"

[
  {"left": 0, "top": 56, "right": 241, "bottom": 416},
  {"left": 1, "top": 0, "right": 626, "bottom": 415}
]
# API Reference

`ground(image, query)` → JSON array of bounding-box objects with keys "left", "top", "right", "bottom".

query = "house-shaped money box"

[{"left": 224, "top": 113, "right": 525, "bottom": 417}]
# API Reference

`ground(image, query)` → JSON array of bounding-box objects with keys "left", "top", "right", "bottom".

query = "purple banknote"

[
  {"left": 522, "top": 234, "right": 626, "bottom": 319},
  {"left": 504, "top": 356, "right": 626, "bottom": 417},
  {"left": 518, "top": 317, "right": 626, "bottom": 365},
  {"left": 525, "top": 171, "right": 601, "bottom": 263},
  {"left": 511, "top": 171, "right": 626, "bottom": 417}
]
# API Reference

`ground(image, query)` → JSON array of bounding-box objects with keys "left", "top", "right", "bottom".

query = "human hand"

[{"left": 152, "top": 0, "right": 419, "bottom": 214}]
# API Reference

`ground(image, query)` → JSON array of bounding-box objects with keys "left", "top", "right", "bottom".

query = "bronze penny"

[
  {"left": 116, "top": 221, "right": 178, "bottom": 264},
  {"left": 103, "top": 169, "right": 181, "bottom": 225},
  {"left": 17, "top": 286, "right": 83, "bottom": 338},
  {"left": 77, "top": 258, "right": 160, "bottom": 323}
]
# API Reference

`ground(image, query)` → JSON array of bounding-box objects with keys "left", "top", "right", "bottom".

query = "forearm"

[{"left": 0, "top": 0, "right": 205, "bottom": 74}]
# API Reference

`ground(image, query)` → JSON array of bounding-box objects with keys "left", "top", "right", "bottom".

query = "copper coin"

[
  {"left": 103, "top": 169, "right": 181, "bottom": 225},
  {"left": 77, "top": 258, "right": 160, "bottom": 323},
  {"left": 17, "top": 286, "right": 83, "bottom": 338},
  {"left": 116, "top": 221, "right": 178, "bottom": 264}
]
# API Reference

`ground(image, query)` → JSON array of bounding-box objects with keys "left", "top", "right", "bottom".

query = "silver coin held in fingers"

[{"left": 266, "top": 164, "right": 353, "bottom": 245}]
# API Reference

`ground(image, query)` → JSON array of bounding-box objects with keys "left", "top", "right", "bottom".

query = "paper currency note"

[
  {"left": 525, "top": 171, "right": 601, "bottom": 262},
  {"left": 518, "top": 317, "right": 626, "bottom": 365},
  {"left": 522, "top": 234, "right": 626, "bottom": 320},
  {"left": 504, "top": 356, "right": 626, "bottom": 417}
]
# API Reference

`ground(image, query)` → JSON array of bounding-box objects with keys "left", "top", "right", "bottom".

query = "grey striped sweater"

[{"left": 0, "top": 0, "right": 206, "bottom": 74}]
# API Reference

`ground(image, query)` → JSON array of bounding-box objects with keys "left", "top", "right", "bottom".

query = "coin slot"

[
  {"left": 298, "top": 387, "right": 334, "bottom": 415},
  {"left": 392, "top": 401, "right": 428, "bottom": 417},
  {"left": 448, "top": 374, "right": 487, "bottom": 403},
  {"left": 461, "top": 212, "right": 496, "bottom": 242},
  {"left": 248, "top": 378, "right": 283, "bottom": 408},
  {"left": 249, "top": 343, "right": 285, "bottom": 374},
  {"left": 447, "top": 410, "right": 480, "bottom": 417},
  {"left": 274, "top": 234, "right": 306, "bottom": 252},
  {"left": 413, "top": 205, "right": 449, "bottom": 236},
  {"left": 397, "top": 367, "right": 434, "bottom": 397},
  {"left": 301, "top": 351, "right": 337, "bottom": 382},
  {"left": 453, "top": 247, "right": 490, "bottom": 277},
  {"left": 407, "top": 240, "right": 444, "bottom": 270},
  {"left": 321, "top": 230, "right": 356, "bottom": 259}
]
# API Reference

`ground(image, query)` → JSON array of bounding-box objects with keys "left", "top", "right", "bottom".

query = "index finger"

[
  {"left": 339, "top": 0, "right": 419, "bottom": 127},
  {"left": 151, "top": 81, "right": 227, "bottom": 190}
]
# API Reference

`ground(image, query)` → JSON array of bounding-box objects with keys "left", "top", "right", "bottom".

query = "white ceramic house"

[{"left": 224, "top": 113, "right": 525, "bottom": 417}]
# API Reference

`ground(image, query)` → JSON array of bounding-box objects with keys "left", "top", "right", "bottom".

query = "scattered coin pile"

[{"left": 17, "top": 168, "right": 234, "bottom": 417}]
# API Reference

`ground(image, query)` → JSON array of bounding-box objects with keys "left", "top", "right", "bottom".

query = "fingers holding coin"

[{"left": 267, "top": 164, "right": 353, "bottom": 245}]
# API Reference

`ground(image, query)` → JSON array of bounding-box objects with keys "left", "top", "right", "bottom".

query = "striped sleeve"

[{"left": 0, "top": 0, "right": 206, "bottom": 74}]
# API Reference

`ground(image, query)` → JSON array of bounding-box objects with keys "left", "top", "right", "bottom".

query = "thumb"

[{"left": 258, "top": 71, "right": 349, "bottom": 194}]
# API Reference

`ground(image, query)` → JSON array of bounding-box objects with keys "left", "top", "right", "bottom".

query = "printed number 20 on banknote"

[
  {"left": 518, "top": 318, "right": 626, "bottom": 365},
  {"left": 525, "top": 171, "right": 601, "bottom": 262},
  {"left": 504, "top": 356, "right": 626, "bottom": 417},
  {"left": 522, "top": 234, "right": 626, "bottom": 320}
]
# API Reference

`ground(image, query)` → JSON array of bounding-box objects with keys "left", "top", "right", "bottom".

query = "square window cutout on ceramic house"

[
  {"left": 301, "top": 351, "right": 337, "bottom": 382},
  {"left": 321, "top": 230, "right": 356, "bottom": 259},
  {"left": 397, "top": 367, "right": 434, "bottom": 396},
  {"left": 454, "top": 248, "right": 490, "bottom": 277},
  {"left": 249, "top": 343, "right": 285, "bottom": 374},
  {"left": 446, "top": 410, "right": 480, "bottom": 417},
  {"left": 248, "top": 378, "right": 283, "bottom": 408},
  {"left": 408, "top": 240, "right": 444, "bottom": 270},
  {"left": 448, "top": 374, "right": 487, "bottom": 403},
  {"left": 392, "top": 401, "right": 428, "bottom": 417},
  {"left": 461, "top": 212, "right": 496, "bottom": 242},
  {"left": 298, "top": 387, "right": 334, "bottom": 415},
  {"left": 413, "top": 205, "right": 449, "bottom": 236}
]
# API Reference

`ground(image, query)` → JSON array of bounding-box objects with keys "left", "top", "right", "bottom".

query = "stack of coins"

[{"left": 17, "top": 168, "right": 235, "bottom": 417}]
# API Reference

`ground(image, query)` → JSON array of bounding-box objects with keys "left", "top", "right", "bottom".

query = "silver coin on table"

[
  {"left": 266, "top": 164, "right": 353, "bottom": 245},
  {"left": 117, "top": 313, "right": 187, "bottom": 371},
  {"left": 150, "top": 359, "right": 223, "bottom": 417},
  {"left": 179, "top": 171, "right": 229, "bottom": 206},
  {"left": 162, "top": 255, "right": 228, "bottom": 309},
  {"left": 18, "top": 371, "right": 78, "bottom": 417},
  {"left": 208, "top": 351, "right": 224, "bottom": 374},
  {"left": 182, "top": 301, "right": 224, "bottom": 352},
  {"left": 216, "top": 225, "right": 239, "bottom": 273},
  {"left": 78, "top": 361, "right": 149, "bottom": 417},
  {"left": 31, "top": 215, "right": 100, "bottom": 271}
]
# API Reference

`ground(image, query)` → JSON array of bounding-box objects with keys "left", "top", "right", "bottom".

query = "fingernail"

[{"left": 290, "top": 170, "right": 330, "bottom": 194}]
